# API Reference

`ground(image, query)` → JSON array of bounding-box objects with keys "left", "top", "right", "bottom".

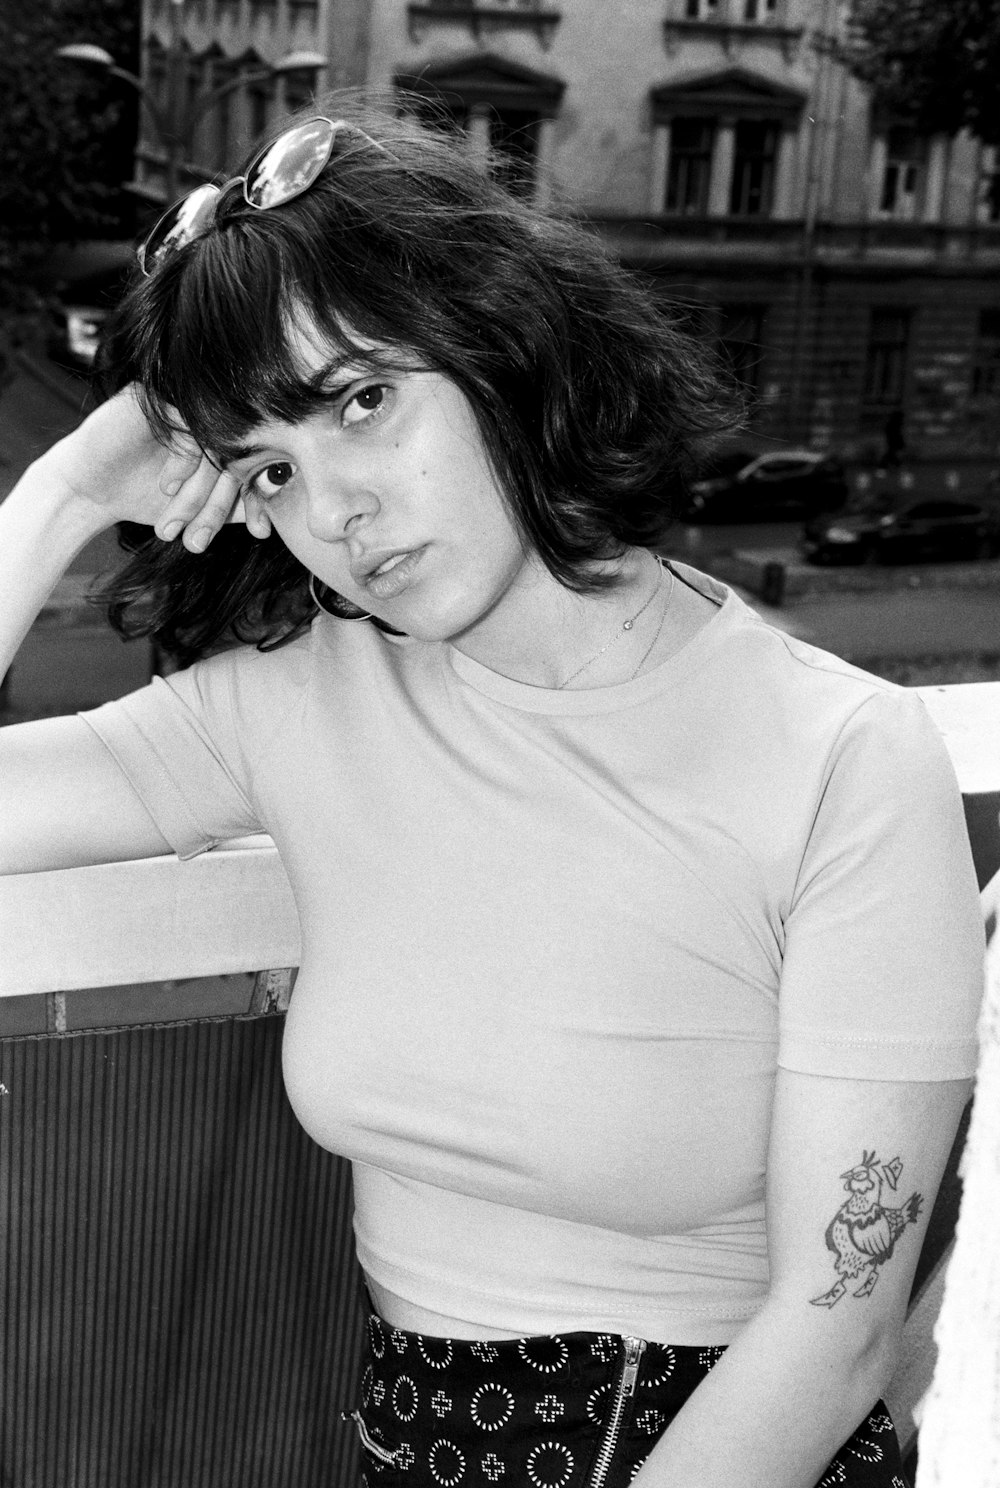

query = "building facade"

[
  {"left": 136, "top": 0, "right": 371, "bottom": 204},
  {"left": 138, "top": 0, "right": 1000, "bottom": 470}
]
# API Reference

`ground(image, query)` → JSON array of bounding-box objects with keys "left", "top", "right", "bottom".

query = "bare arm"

[
  {"left": 0, "top": 386, "right": 266, "bottom": 873},
  {"left": 633, "top": 1070, "right": 970, "bottom": 1488}
]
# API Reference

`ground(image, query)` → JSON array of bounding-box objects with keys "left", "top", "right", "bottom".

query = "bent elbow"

[{"left": 849, "top": 1311, "right": 905, "bottom": 1414}]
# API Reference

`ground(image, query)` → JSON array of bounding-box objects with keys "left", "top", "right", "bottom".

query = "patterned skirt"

[{"left": 344, "top": 1311, "right": 909, "bottom": 1488}]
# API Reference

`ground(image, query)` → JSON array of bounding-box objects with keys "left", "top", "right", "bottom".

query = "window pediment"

[
  {"left": 397, "top": 52, "right": 565, "bottom": 114},
  {"left": 651, "top": 66, "right": 805, "bottom": 123}
]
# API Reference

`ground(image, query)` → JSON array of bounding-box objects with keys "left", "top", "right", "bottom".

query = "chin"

[{"left": 373, "top": 583, "right": 492, "bottom": 646}]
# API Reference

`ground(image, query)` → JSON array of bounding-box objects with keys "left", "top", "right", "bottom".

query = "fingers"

[
  {"left": 153, "top": 454, "right": 243, "bottom": 552},
  {"left": 157, "top": 442, "right": 202, "bottom": 500},
  {"left": 241, "top": 491, "right": 274, "bottom": 541}
]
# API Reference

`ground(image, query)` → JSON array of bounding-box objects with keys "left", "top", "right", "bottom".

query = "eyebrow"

[{"left": 212, "top": 375, "right": 363, "bottom": 467}]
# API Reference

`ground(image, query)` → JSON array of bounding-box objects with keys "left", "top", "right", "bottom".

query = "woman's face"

[{"left": 220, "top": 339, "right": 540, "bottom": 644}]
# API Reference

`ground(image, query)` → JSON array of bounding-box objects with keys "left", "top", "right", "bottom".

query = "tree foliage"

[
  {"left": 0, "top": 0, "right": 139, "bottom": 307},
  {"left": 845, "top": 0, "right": 1000, "bottom": 144}
]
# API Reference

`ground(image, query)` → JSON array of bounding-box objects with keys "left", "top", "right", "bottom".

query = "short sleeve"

[
  {"left": 79, "top": 650, "right": 267, "bottom": 860},
  {"left": 778, "top": 688, "right": 985, "bottom": 1081}
]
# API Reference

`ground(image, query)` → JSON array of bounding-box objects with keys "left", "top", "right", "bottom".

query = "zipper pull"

[{"left": 621, "top": 1336, "right": 646, "bottom": 1397}]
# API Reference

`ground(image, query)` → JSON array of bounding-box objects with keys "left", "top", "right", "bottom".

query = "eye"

[
  {"left": 247, "top": 461, "right": 295, "bottom": 500},
  {"left": 342, "top": 383, "right": 387, "bottom": 426}
]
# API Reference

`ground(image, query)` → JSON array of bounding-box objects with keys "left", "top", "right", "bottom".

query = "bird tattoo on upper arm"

[{"left": 810, "top": 1151, "right": 924, "bottom": 1308}]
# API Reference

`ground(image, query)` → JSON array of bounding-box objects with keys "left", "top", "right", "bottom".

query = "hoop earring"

[{"left": 308, "top": 573, "right": 374, "bottom": 622}]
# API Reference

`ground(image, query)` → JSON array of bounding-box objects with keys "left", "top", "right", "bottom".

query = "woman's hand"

[{"left": 34, "top": 384, "right": 272, "bottom": 550}]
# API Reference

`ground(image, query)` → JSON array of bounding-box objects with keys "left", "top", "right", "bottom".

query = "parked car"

[
  {"left": 800, "top": 496, "right": 1000, "bottom": 565},
  {"left": 681, "top": 449, "right": 848, "bottom": 523},
  {"left": 44, "top": 241, "right": 134, "bottom": 374},
  {"left": 48, "top": 303, "right": 109, "bottom": 371}
]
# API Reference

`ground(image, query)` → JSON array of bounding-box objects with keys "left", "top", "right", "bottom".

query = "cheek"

[{"left": 265, "top": 508, "right": 327, "bottom": 575}]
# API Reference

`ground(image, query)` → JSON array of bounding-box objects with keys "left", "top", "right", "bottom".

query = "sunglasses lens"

[
  {"left": 140, "top": 184, "right": 221, "bottom": 274},
  {"left": 244, "top": 116, "right": 339, "bottom": 209}
]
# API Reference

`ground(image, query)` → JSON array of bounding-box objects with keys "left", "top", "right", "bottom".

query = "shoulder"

[
  {"left": 170, "top": 615, "right": 439, "bottom": 730},
  {"left": 677, "top": 565, "right": 932, "bottom": 759},
  {"left": 668, "top": 570, "right": 961, "bottom": 852},
  {"left": 173, "top": 612, "right": 399, "bottom": 694}
]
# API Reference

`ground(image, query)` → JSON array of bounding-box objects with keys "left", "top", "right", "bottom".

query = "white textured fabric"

[{"left": 916, "top": 919, "right": 1000, "bottom": 1486}]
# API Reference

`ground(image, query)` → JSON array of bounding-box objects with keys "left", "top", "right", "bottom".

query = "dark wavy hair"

[{"left": 95, "top": 93, "right": 742, "bottom": 664}]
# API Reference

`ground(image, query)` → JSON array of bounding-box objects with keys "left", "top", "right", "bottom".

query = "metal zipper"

[
  {"left": 587, "top": 1335, "right": 647, "bottom": 1488},
  {"left": 347, "top": 1408, "right": 400, "bottom": 1466}
]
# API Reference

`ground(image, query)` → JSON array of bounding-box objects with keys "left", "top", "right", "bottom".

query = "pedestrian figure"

[{"left": 880, "top": 408, "right": 906, "bottom": 471}]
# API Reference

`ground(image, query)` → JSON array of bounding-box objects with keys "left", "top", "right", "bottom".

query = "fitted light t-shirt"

[{"left": 81, "top": 564, "right": 984, "bottom": 1344}]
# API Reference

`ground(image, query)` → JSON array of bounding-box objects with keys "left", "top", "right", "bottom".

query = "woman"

[{"left": 0, "top": 103, "right": 984, "bottom": 1487}]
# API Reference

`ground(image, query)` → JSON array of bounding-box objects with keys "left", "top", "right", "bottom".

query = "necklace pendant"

[{"left": 623, "top": 620, "right": 634, "bottom": 631}]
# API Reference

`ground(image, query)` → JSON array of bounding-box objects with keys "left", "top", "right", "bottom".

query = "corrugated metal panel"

[{"left": 0, "top": 1015, "right": 363, "bottom": 1488}]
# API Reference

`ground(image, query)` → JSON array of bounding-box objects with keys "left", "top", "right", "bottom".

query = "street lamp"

[{"left": 57, "top": 19, "right": 327, "bottom": 207}]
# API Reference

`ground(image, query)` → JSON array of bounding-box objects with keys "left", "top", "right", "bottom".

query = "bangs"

[{"left": 120, "top": 209, "right": 438, "bottom": 455}]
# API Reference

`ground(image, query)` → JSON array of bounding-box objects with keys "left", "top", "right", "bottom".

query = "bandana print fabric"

[{"left": 344, "top": 1313, "right": 910, "bottom": 1488}]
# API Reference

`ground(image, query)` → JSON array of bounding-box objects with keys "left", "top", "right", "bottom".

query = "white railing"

[{"left": 0, "top": 833, "right": 299, "bottom": 999}]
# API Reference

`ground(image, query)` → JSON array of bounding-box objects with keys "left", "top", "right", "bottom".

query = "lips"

[
  {"left": 352, "top": 547, "right": 415, "bottom": 582},
  {"left": 370, "top": 552, "right": 412, "bottom": 579},
  {"left": 354, "top": 545, "right": 427, "bottom": 600}
]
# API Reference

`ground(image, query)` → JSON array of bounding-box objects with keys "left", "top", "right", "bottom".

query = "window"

[
  {"left": 977, "top": 146, "right": 1000, "bottom": 225},
  {"left": 729, "top": 121, "right": 778, "bottom": 216},
  {"left": 396, "top": 58, "right": 563, "bottom": 203},
  {"left": 665, "top": 118, "right": 714, "bottom": 216},
  {"left": 684, "top": 0, "right": 719, "bottom": 15},
  {"left": 207, "top": 57, "right": 237, "bottom": 170},
  {"left": 180, "top": 56, "right": 199, "bottom": 134},
  {"left": 718, "top": 304, "right": 765, "bottom": 393},
  {"left": 145, "top": 41, "right": 166, "bottom": 119},
  {"left": 214, "top": 87, "right": 232, "bottom": 170},
  {"left": 413, "top": 99, "right": 541, "bottom": 196},
  {"left": 249, "top": 81, "right": 271, "bottom": 142},
  {"left": 487, "top": 108, "right": 541, "bottom": 196},
  {"left": 878, "top": 128, "right": 926, "bottom": 220},
  {"left": 283, "top": 69, "right": 319, "bottom": 114},
  {"left": 863, "top": 308, "right": 911, "bottom": 407},
  {"left": 972, "top": 310, "right": 1000, "bottom": 399},
  {"left": 742, "top": 0, "right": 777, "bottom": 20}
]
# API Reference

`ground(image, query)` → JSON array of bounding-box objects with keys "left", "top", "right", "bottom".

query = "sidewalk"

[{"left": 697, "top": 547, "right": 1000, "bottom": 684}]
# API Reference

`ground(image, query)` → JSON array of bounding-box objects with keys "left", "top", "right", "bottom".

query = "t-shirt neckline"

[{"left": 443, "top": 562, "right": 742, "bottom": 715}]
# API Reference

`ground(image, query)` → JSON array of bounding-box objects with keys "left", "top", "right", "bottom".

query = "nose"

[{"left": 303, "top": 467, "right": 381, "bottom": 543}]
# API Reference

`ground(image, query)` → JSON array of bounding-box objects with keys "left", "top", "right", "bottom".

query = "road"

[
  {"left": 2, "top": 351, "right": 999, "bottom": 720},
  {"left": 669, "top": 520, "right": 1000, "bottom": 675}
]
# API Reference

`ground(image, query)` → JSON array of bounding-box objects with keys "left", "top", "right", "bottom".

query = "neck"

[{"left": 449, "top": 548, "right": 663, "bottom": 689}]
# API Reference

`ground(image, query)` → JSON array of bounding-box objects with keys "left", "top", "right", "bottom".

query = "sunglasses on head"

[{"left": 137, "top": 115, "right": 360, "bottom": 276}]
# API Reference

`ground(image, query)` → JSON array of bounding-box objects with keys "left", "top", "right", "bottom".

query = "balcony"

[
  {"left": 1, "top": 683, "right": 997, "bottom": 1479},
  {"left": 585, "top": 211, "right": 1000, "bottom": 270}
]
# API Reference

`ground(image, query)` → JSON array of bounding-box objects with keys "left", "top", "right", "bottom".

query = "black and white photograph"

[{"left": 1, "top": 2, "right": 998, "bottom": 1485}]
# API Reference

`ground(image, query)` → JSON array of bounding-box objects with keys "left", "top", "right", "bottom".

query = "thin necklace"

[
  {"left": 627, "top": 563, "right": 674, "bottom": 680},
  {"left": 557, "top": 557, "right": 672, "bottom": 690}
]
